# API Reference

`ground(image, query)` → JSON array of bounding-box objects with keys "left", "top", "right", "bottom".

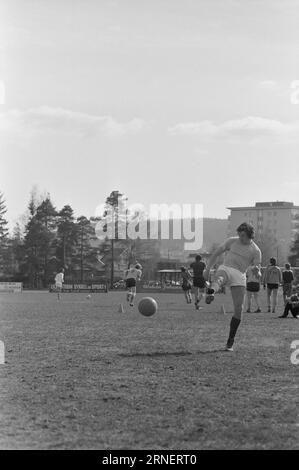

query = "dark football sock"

[{"left": 227, "top": 317, "right": 241, "bottom": 347}]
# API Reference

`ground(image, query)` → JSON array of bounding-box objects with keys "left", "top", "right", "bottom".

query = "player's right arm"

[
  {"left": 252, "top": 246, "right": 262, "bottom": 270},
  {"left": 278, "top": 268, "right": 283, "bottom": 286}
]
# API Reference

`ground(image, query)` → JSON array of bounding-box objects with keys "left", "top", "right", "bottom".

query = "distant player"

[
  {"left": 124, "top": 264, "right": 142, "bottom": 307},
  {"left": 55, "top": 268, "right": 64, "bottom": 300},
  {"left": 278, "top": 292, "right": 299, "bottom": 319},
  {"left": 204, "top": 223, "right": 262, "bottom": 351},
  {"left": 246, "top": 265, "right": 262, "bottom": 313},
  {"left": 180, "top": 267, "right": 193, "bottom": 304},
  {"left": 263, "top": 258, "right": 282, "bottom": 313},
  {"left": 190, "top": 255, "right": 206, "bottom": 310},
  {"left": 282, "top": 263, "right": 294, "bottom": 306}
]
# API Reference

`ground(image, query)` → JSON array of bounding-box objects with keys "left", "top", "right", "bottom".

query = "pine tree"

[
  {"left": 75, "top": 216, "right": 98, "bottom": 283},
  {"left": 55, "top": 205, "right": 77, "bottom": 274},
  {"left": 35, "top": 196, "right": 57, "bottom": 286},
  {"left": 6, "top": 223, "right": 25, "bottom": 279},
  {"left": 100, "top": 191, "right": 129, "bottom": 287},
  {"left": 0, "top": 192, "right": 8, "bottom": 241},
  {"left": 24, "top": 195, "right": 57, "bottom": 287},
  {"left": 0, "top": 192, "right": 9, "bottom": 276}
]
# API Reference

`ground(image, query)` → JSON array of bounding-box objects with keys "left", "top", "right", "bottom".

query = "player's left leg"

[
  {"left": 197, "top": 288, "right": 204, "bottom": 308},
  {"left": 129, "top": 286, "right": 136, "bottom": 306},
  {"left": 188, "top": 288, "right": 193, "bottom": 304},
  {"left": 246, "top": 291, "right": 252, "bottom": 312},
  {"left": 125, "top": 279, "right": 131, "bottom": 302},
  {"left": 56, "top": 285, "right": 62, "bottom": 300},
  {"left": 194, "top": 287, "right": 199, "bottom": 306},
  {"left": 253, "top": 292, "right": 261, "bottom": 312},
  {"left": 272, "top": 288, "right": 278, "bottom": 313},
  {"left": 226, "top": 286, "right": 245, "bottom": 351},
  {"left": 126, "top": 284, "right": 131, "bottom": 302},
  {"left": 266, "top": 287, "right": 272, "bottom": 312},
  {"left": 283, "top": 287, "right": 287, "bottom": 306}
]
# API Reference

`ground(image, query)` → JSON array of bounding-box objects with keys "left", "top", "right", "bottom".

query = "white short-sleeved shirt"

[
  {"left": 221, "top": 237, "right": 262, "bottom": 274},
  {"left": 55, "top": 273, "right": 64, "bottom": 286},
  {"left": 125, "top": 268, "right": 142, "bottom": 281}
]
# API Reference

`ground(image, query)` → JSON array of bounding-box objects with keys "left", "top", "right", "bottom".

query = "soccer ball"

[
  {"left": 138, "top": 297, "right": 158, "bottom": 317},
  {"left": 86, "top": 294, "right": 91, "bottom": 299}
]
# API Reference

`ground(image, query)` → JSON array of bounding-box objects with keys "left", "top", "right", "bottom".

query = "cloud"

[
  {"left": 168, "top": 116, "right": 299, "bottom": 143},
  {"left": 0, "top": 106, "right": 148, "bottom": 138}
]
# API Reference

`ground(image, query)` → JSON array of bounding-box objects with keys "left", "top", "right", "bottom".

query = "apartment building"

[{"left": 227, "top": 202, "right": 299, "bottom": 265}]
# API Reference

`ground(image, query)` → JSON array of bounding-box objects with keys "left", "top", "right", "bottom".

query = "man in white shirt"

[
  {"left": 55, "top": 268, "right": 64, "bottom": 300},
  {"left": 204, "top": 223, "right": 262, "bottom": 351}
]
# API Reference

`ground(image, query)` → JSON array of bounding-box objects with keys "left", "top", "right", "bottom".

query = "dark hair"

[
  {"left": 237, "top": 222, "right": 255, "bottom": 239},
  {"left": 180, "top": 266, "right": 186, "bottom": 272},
  {"left": 135, "top": 264, "right": 141, "bottom": 270},
  {"left": 270, "top": 257, "right": 277, "bottom": 266},
  {"left": 285, "top": 263, "right": 291, "bottom": 269},
  {"left": 195, "top": 255, "right": 202, "bottom": 262}
]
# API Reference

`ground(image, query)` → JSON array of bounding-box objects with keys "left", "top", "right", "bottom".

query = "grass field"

[{"left": 0, "top": 290, "right": 298, "bottom": 450}]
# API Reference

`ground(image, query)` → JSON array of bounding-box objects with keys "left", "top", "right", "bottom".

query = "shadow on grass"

[{"left": 118, "top": 349, "right": 224, "bottom": 358}]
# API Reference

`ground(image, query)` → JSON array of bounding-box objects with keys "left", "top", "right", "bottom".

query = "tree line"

[
  {"left": 0, "top": 189, "right": 161, "bottom": 288},
  {"left": 0, "top": 190, "right": 100, "bottom": 287},
  {"left": 1, "top": 189, "right": 299, "bottom": 288}
]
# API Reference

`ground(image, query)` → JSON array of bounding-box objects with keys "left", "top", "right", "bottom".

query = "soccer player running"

[
  {"left": 124, "top": 263, "right": 142, "bottom": 307},
  {"left": 55, "top": 268, "right": 64, "bottom": 300},
  {"left": 282, "top": 263, "right": 294, "bottom": 306},
  {"left": 190, "top": 255, "right": 206, "bottom": 310},
  {"left": 180, "top": 266, "right": 193, "bottom": 304},
  {"left": 204, "top": 223, "right": 262, "bottom": 351},
  {"left": 263, "top": 258, "right": 282, "bottom": 313}
]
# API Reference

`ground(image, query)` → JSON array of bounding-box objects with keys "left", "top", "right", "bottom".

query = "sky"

[{"left": 0, "top": 0, "right": 299, "bottom": 229}]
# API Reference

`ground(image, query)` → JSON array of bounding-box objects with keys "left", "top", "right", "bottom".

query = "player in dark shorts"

[
  {"left": 124, "top": 264, "right": 142, "bottom": 306},
  {"left": 246, "top": 265, "right": 262, "bottom": 313},
  {"left": 279, "top": 293, "right": 299, "bottom": 318},
  {"left": 282, "top": 263, "right": 294, "bottom": 305},
  {"left": 263, "top": 258, "right": 282, "bottom": 313},
  {"left": 126, "top": 278, "right": 136, "bottom": 289},
  {"left": 190, "top": 255, "right": 206, "bottom": 310}
]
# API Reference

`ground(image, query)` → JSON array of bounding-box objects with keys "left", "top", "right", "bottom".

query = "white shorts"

[
  {"left": 217, "top": 265, "right": 246, "bottom": 288},
  {"left": 55, "top": 282, "right": 63, "bottom": 290}
]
